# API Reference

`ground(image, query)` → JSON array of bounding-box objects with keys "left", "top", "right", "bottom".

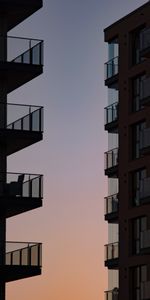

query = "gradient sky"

[{"left": 5, "top": 0, "right": 148, "bottom": 299}]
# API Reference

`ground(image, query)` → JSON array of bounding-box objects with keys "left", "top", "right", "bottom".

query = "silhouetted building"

[
  {"left": 0, "top": 1, "right": 44, "bottom": 299},
  {"left": 104, "top": 2, "right": 150, "bottom": 300}
]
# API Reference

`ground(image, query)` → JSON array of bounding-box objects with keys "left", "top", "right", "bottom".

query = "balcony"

[
  {"left": 104, "top": 242, "right": 119, "bottom": 269},
  {"left": 104, "top": 57, "right": 118, "bottom": 86},
  {"left": 104, "top": 193, "right": 118, "bottom": 223},
  {"left": 0, "top": 1, "right": 42, "bottom": 32},
  {"left": 140, "top": 177, "right": 150, "bottom": 204},
  {"left": 105, "top": 289, "right": 119, "bottom": 300},
  {"left": 0, "top": 172, "right": 43, "bottom": 218},
  {"left": 105, "top": 148, "right": 118, "bottom": 177},
  {"left": 0, "top": 241, "right": 42, "bottom": 282},
  {"left": 140, "top": 28, "right": 150, "bottom": 58},
  {"left": 0, "top": 36, "right": 43, "bottom": 93},
  {"left": 0, "top": 103, "right": 43, "bottom": 155},
  {"left": 104, "top": 102, "right": 118, "bottom": 133},
  {"left": 140, "top": 77, "right": 150, "bottom": 106},
  {"left": 140, "top": 128, "right": 150, "bottom": 155}
]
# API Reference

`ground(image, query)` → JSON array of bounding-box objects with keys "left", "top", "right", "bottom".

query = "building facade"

[
  {"left": 104, "top": 2, "right": 150, "bottom": 300},
  {"left": 0, "top": 1, "right": 44, "bottom": 299}
]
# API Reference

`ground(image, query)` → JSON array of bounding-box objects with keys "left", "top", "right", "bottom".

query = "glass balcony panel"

[
  {"left": 21, "top": 248, "right": 28, "bottom": 265},
  {"left": 105, "top": 102, "right": 118, "bottom": 125},
  {"left": 105, "top": 242, "right": 119, "bottom": 260},
  {"left": 12, "top": 250, "right": 20, "bottom": 265},
  {"left": 105, "top": 289, "right": 119, "bottom": 300},
  {"left": 105, "top": 148, "right": 118, "bottom": 170},
  {"left": 105, "top": 57, "right": 118, "bottom": 80},
  {"left": 32, "top": 109, "right": 40, "bottom": 131},
  {"left": 13, "top": 119, "right": 21, "bottom": 130},
  {"left": 22, "top": 180, "right": 30, "bottom": 197},
  {"left": 32, "top": 43, "right": 41, "bottom": 65},
  {"left": 105, "top": 194, "right": 118, "bottom": 215},
  {"left": 6, "top": 252, "right": 11, "bottom": 265},
  {"left": 31, "top": 177, "right": 40, "bottom": 198},
  {"left": 22, "top": 50, "right": 30, "bottom": 64},
  {"left": 31, "top": 245, "right": 38, "bottom": 266}
]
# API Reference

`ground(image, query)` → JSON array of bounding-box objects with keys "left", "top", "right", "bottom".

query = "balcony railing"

[
  {"left": 105, "top": 242, "right": 119, "bottom": 261},
  {"left": 105, "top": 57, "right": 118, "bottom": 80},
  {"left": 140, "top": 28, "right": 150, "bottom": 53},
  {"left": 104, "top": 193, "right": 118, "bottom": 215},
  {"left": 0, "top": 172, "right": 43, "bottom": 198},
  {"left": 105, "top": 148, "right": 118, "bottom": 170},
  {"left": 140, "top": 177, "right": 150, "bottom": 201},
  {"left": 104, "top": 102, "right": 118, "bottom": 126},
  {"left": 6, "top": 242, "right": 42, "bottom": 267},
  {"left": 105, "top": 289, "right": 119, "bottom": 300},
  {"left": 140, "top": 128, "right": 150, "bottom": 151},
  {"left": 0, "top": 36, "right": 43, "bottom": 66},
  {"left": 141, "top": 281, "right": 150, "bottom": 300},
  {"left": 1, "top": 103, "right": 44, "bottom": 132}
]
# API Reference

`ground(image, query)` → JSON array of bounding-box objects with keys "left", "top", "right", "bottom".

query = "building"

[
  {"left": 104, "top": 2, "right": 150, "bottom": 300},
  {"left": 0, "top": 1, "right": 44, "bottom": 299}
]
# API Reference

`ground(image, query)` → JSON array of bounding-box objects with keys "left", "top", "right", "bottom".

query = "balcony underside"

[
  {"left": 0, "top": 0, "right": 42, "bottom": 31},
  {"left": 105, "top": 74, "right": 118, "bottom": 87},
  {"left": 0, "top": 265, "right": 41, "bottom": 282},
  {"left": 0, "top": 196, "right": 42, "bottom": 218},
  {"left": 0, "top": 62, "right": 43, "bottom": 93},
  {"left": 105, "top": 166, "right": 118, "bottom": 178},
  {"left": 105, "top": 258, "right": 119, "bottom": 269},
  {"left": 104, "top": 212, "right": 118, "bottom": 223},
  {"left": 104, "top": 120, "right": 118, "bottom": 133},
  {"left": 0, "top": 129, "right": 43, "bottom": 156}
]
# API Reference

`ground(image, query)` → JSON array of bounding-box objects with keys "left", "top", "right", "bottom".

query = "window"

[
  {"left": 132, "top": 169, "right": 146, "bottom": 206},
  {"left": 132, "top": 265, "right": 148, "bottom": 300},
  {"left": 132, "top": 27, "right": 145, "bottom": 65},
  {"left": 132, "top": 216, "right": 147, "bottom": 254},
  {"left": 132, "top": 74, "right": 146, "bottom": 112},
  {"left": 132, "top": 121, "right": 146, "bottom": 159}
]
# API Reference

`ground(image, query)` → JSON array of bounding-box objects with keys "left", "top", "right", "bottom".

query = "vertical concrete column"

[{"left": 0, "top": 14, "right": 7, "bottom": 300}]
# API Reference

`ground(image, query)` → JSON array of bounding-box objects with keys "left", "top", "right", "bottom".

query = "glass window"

[
  {"left": 132, "top": 27, "right": 145, "bottom": 65},
  {"left": 132, "top": 217, "right": 147, "bottom": 254},
  {"left": 132, "top": 169, "right": 146, "bottom": 206},
  {"left": 132, "top": 265, "right": 148, "bottom": 300},
  {"left": 132, "top": 74, "right": 146, "bottom": 112},
  {"left": 132, "top": 121, "right": 146, "bottom": 159}
]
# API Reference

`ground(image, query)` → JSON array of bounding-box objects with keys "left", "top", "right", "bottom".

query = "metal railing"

[
  {"left": 105, "top": 242, "right": 119, "bottom": 261},
  {"left": 140, "top": 28, "right": 150, "bottom": 52},
  {"left": 105, "top": 289, "right": 119, "bottom": 300},
  {"left": 141, "top": 77, "right": 150, "bottom": 103},
  {"left": 6, "top": 241, "right": 42, "bottom": 267},
  {"left": 104, "top": 193, "right": 118, "bottom": 215},
  {"left": 140, "top": 177, "right": 150, "bottom": 200},
  {"left": 0, "top": 36, "right": 43, "bottom": 65},
  {"left": 0, "top": 103, "right": 44, "bottom": 132},
  {"left": 0, "top": 172, "right": 43, "bottom": 198},
  {"left": 105, "top": 148, "right": 118, "bottom": 170},
  {"left": 104, "top": 102, "right": 118, "bottom": 125},
  {"left": 105, "top": 56, "right": 118, "bottom": 80},
  {"left": 140, "top": 128, "right": 150, "bottom": 150}
]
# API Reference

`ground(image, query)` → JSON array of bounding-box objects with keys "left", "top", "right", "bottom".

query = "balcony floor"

[
  {"left": 0, "top": 0, "right": 42, "bottom": 31},
  {"left": 0, "top": 265, "right": 41, "bottom": 282},
  {"left": 0, "top": 129, "right": 43, "bottom": 156},
  {"left": 0, "top": 62, "right": 43, "bottom": 93}
]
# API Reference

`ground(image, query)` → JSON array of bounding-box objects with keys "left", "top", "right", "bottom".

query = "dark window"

[
  {"left": 131, "top": 265, "right": 150, "bottom": 300},
  {"left": 132, "top": 169, "right": 146, "bottom": 206},
  {"left": 132, "top": 121, "right": 146, "bottom": 159},
  {"left": 132, "top": 75, "right": 146, "bottom": 112},
  {"left": 132, "top": 217, "right": 147, "bottom": 254},
  {"left": 132, "top": 27, "right": 145, "bottom": 65}
]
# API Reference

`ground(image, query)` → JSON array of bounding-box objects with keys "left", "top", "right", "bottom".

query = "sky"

[{"left": 5, "top": 0, "right": 148, "bottom": 299}]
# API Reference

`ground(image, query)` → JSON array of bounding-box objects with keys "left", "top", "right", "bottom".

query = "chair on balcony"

[{"left": 8, "top": 174, "right": 24, "bottom": 196}]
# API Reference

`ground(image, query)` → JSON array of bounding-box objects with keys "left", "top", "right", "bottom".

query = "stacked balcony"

[
  {"left": 105, "top": 289, "right": 119, "bottom": 300},
  {"left": 140, "top": 27, "right": 150, "bottom": 58},
  {"left": 104, "top": 102, "right": 118, "bottom": 133},
  {"left": 104, "top": 57, "right": 118, "bottom": 86},
  {"left": 0, "top": 36, "right": 43, "bottom": 93},
  {"left": 105, "top": 148, "right": 118, "bottom": 177},
  {"left": 0, "top": 241, "right": 42, "bottom": 282},
  {"left": 0, "top": 103, "right": 43, "bottom": 155},
  {"left": 104, "top": 242, "right": 119, "bottom": 269},
  {"left": 104, "top": 193, "right": 119, "bottom": 223}
]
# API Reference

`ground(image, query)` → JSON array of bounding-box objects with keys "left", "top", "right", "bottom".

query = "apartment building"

[
  {"left": 0, "top": 1, "right": 44, "bottom": 299},
  {"left": 104, "top": 2, "right": 150, "bottom": 299}
]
